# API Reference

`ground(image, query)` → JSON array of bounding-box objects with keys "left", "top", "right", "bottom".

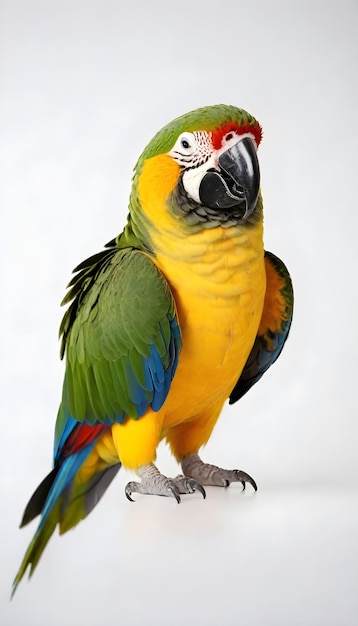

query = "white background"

[{"left": 1, "top": 1, "right": 358, "bottom": 624}]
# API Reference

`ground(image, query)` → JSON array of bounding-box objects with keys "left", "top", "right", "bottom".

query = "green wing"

[{"left": 57, "top": 244, "right": 181, "bottom": 434}]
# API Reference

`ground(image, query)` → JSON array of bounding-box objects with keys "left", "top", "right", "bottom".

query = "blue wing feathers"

[
  {"left": 39, "top": 447, "right": 95, "bottom": 530},
  {"left": 54, "top": 413, "right": 78, "bottom": 463}
]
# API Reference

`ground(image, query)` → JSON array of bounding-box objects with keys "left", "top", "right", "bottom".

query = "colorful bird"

[{"left": 13, "top": 104, "right": 293, "bottom": 595}]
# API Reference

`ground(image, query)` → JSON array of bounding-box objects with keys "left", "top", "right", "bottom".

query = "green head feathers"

[{"left": 134, "top": 104, "right": 261, "bottom": 175}]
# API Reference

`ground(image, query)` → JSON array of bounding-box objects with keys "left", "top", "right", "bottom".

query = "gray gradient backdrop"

[{"left": 1, "top": 1, "right": 358, "bottom": 624}]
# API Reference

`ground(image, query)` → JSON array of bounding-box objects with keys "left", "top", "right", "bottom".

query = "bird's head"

[{"left": 127, "top": 104, "right": 263, "bottom": 248}]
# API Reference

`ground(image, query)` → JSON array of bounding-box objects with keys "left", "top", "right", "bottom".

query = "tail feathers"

[
  {"left": 20, "top": 467, "right": 59, "bottom": 528},
  {"left": 12, "top": 499, "right": 61, "bottom": 598},
  {"left": 13, "top": 449, "right": 121, "bottom": 597}
]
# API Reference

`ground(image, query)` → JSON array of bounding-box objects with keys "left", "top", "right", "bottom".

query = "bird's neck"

[{"left": 151, "top": 220, "right": 265, "bottom": 304}]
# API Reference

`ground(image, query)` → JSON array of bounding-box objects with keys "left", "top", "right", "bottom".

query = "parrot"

[{"left": 12, "top": 104, "right": 293, "bottom": 595}]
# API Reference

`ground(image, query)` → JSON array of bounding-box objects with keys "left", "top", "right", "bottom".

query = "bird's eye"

[{"left": 171, "top": 132, "right": 196, "bottom": 156}]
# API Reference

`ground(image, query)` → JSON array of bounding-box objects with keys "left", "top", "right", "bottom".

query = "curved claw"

[
  {"left": 234, "top": 470, "right": 258, "bottom": 492},
  {"left": 125, "top": 482, "right": 137, "bottom": 502},
  {"left": 168, "top": 485, "right": 181, "bottom": 504},
  {"left": 173, "top": 476, "right": 206, "bottom": 499},
  {"left": 189, "top": 479, "right": 206, "bottom": 499}
]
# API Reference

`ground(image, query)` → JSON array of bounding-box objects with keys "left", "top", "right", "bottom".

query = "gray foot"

[
  {"left": 125, "top": 463, "right": 206, "bottom": 503},
  {"left": 181, "top": 453, "right": 257, "bottom": 491}
]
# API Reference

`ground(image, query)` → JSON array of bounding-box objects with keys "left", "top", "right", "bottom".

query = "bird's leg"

[
  {"left": 125, "top": 463, "right": 206, "bottom": 503},
  {"left": 181, "top": 453, "right": 257, "bottom": 491}
]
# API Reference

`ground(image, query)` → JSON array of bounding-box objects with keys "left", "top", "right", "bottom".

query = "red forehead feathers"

[{"left": 212, "top": 121, "right": 262, "bottom": 150}]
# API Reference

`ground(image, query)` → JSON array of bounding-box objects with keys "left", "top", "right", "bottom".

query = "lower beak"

[{"left": 199, "top": 136, "right": 260, "bottom": 221}]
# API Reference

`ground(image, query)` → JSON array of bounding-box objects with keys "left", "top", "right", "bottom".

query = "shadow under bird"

[{"left": 13, "top": 104, "right": 293, "bottom": 596}]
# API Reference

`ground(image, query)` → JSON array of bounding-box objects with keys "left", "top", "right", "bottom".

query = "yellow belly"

[{"left": 96, "top": 221, "right": 265, "bottom": 468}]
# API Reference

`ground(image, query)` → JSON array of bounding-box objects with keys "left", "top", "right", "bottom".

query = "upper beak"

[{"left": 198, "top": 136, "right": 260, "bottom": 221}]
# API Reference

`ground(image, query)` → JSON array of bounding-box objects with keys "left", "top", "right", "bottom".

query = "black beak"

[{"left": 199, "top": 136, "right": 260, "bottom": 221}]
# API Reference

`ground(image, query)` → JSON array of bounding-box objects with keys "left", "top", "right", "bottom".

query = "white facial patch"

[{"left": 168, "top": 130, "right": 215, "bottom": 203}]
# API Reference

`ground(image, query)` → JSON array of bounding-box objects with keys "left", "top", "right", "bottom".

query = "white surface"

[{"left": 1, "top": 1, "right": 358, "bottom": 625}]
